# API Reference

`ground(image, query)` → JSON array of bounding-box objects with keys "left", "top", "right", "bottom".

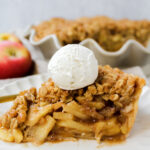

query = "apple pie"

[
  {"left": 0, "top": 65, "right": 145, "bottom": 144},
  {"left": 33, "top": 16, "right": 150, "bottom": 52}
]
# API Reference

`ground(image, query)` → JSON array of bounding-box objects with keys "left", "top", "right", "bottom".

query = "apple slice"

[{"left": 0, "top": 41, "right": 32, "bottom": 79}]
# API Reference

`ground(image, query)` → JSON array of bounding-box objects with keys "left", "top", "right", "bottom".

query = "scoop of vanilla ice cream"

[{"left": 48, "top": 44, "right": 98, "bottom": 90}]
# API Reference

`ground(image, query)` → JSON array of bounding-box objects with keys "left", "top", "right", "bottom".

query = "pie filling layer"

[{"left": 0, "top": 66, "right": 145, "bottom": 144}]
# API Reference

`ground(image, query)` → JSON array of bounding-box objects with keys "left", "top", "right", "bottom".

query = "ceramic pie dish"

[{"left": 23, "top": 25, "right": 150, "bottom": 77}]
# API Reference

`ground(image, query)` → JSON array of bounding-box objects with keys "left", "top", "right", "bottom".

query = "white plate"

[{"left": 0, "top": 74, "right": 150, "bottom": 150}]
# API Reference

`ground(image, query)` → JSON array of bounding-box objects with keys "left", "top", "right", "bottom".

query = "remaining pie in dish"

[
  {"left": 0, "top": 65, "right": 145, "bottom": 144},
  {"left": 33, "top": 16, "right": 150, "bottom": 52}
]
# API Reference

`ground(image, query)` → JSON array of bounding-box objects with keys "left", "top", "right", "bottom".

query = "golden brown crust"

[
  {"left": 0, "top": 65, "right": 145, "bottom": 144},
  {"left": 33, "top": 16, "right": 150, "bottom": 51}
]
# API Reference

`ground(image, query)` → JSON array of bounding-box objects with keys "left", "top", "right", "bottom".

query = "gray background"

[{"left": 0, "top": 0, "right": 150, "bottom": 32}]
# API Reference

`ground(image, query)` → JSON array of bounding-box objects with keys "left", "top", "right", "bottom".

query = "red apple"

[
  {"left": 0, "top": 41, "right": 32, "bottom": 79},
  {"left": 0, "top": 33, "right": 20, "bottom": 43}
]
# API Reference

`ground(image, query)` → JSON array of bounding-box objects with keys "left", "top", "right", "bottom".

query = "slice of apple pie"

[{"left": 0, "top": 65, "right": 145, "bottom": 144}]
